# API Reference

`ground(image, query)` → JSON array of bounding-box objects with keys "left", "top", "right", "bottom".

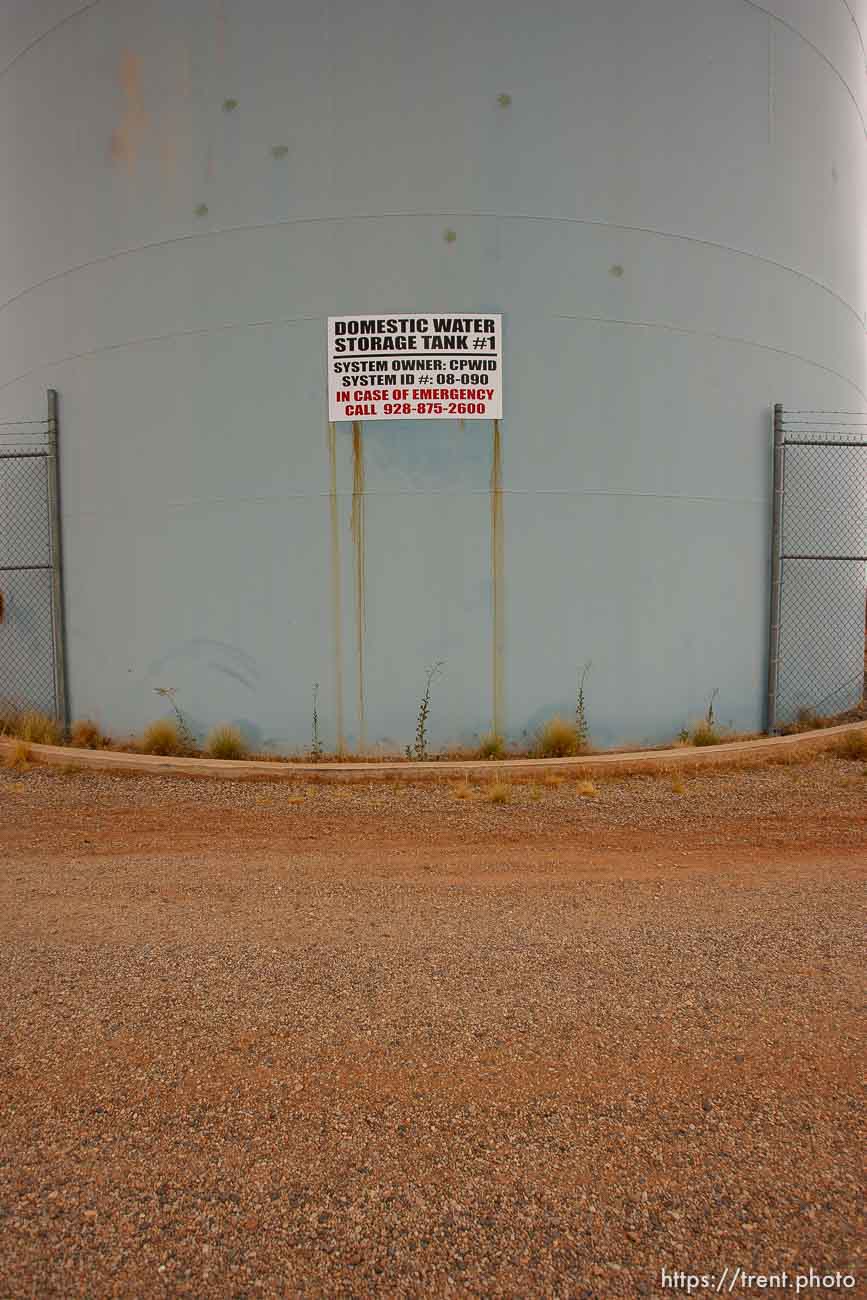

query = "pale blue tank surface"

[{"left": 1, "top": 0, "right": 864, "bottom": 750}]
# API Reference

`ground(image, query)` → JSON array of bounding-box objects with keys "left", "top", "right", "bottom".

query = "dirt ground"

[{"left": 1, "top": 757, "right": 865, "bottom": 1299}]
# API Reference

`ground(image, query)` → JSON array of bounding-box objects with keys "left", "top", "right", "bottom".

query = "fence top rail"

[
  {"left": 780, "top": 436, "right": 867, "bottom": 447},
  {"left": 782, "top": 553, "right": 867, "bottom": 562}
]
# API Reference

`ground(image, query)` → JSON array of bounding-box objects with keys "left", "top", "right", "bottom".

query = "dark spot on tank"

[
  {"left": 443, "top": 229, "right": 457, "bottom": 244},
  {"left": 271, "top": 144, "right": 289, "bottom": 159},
  {"left": 831, "top": 163, "right": 839, "bottom": 183},
  {"left": 609, "top": 264, "right": 624, "bottom": 278},
  {"left": 194, "top": 203, "right": 209, "bottom": 217},
  {"left": 497, "top": 93, "right": 512, "bottom": 108},
  {"left": 222, "top": 97, "right": 238, "bottom": 112}
]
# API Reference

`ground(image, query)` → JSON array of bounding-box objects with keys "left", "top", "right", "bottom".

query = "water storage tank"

[{"left": 1, "top": 0, "right": 864, "bottom": 750}]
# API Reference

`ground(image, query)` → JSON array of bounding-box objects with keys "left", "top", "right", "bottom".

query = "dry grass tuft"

[
  {"left": 670, "top": 776, "right": 686, "bottom": 794},
  {"left": 780, "top": 707, "right": 836, "bottom": 735},
  {"left": 542, "top": 771, "right": 565, "bottom": 788},
  {"left": 476, "top": 732, "right": 506, "bottom": 760},
  {"left": 535, "top": 715, "right": 582, "bottom": 758},
  {"left": 205, "top": 724, "right": 248, "bottom": 761},
  {"left": 486, "top": 781, "right": 511, "bottom": 804},
  {"left": 452, "top": 780, "right": 475, "bottom": 800},
  {"left": 69, "top": 718, "right": 105, "bottom": 749},
  {"left": 834, "top": 730, "right": 867, "bottom": 762},
  {"left": 140, "top": 718, "right": 187, "bottom": 756},
  {"left": 576, "top": 779, "right": 598, "bottom": 798},
  {"left": 0, "top": 705, "right": 21, "bottom": 737},
  {"left": 4, "top": 739, "right": 31, "bottom": 770},
  {"left": 684, "top": 720, "right": 723, "bottom": 747},
  {"left": 16, "top": 711, "right": 62, "bottom": 745}
]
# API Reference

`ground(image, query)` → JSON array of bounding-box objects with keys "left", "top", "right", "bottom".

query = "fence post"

[
  {"left": 766, "top": 402, "right": 785, "bottom": 734},
  {"left": 46, "top": 389, "right": 69, "bottom": 731}
]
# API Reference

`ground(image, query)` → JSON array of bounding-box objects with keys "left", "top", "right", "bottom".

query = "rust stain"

[
  {"left": 327, "top": 422, "right": 345, "bottom": 755},
  {"left": 110, "top": 51, "right": 148, "bottom": 170},
  {"left": 350, "top": 422, "right": 367, "bottom": 753},
  {"left": 214, "top": 0, "right": 227, "bottom": 64},
  {"left": 490, "top": 419, "right": 505, "bottom": 736}
]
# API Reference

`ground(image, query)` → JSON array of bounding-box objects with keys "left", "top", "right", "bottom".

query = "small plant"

[
  {"left": 576, "top": 779, "right": 598, "bottom": 798},
  {"left": 670, "top": 775, "right": 686, "bottom": 794},
  {"left": 543, "top": 771, "right": 565, "bottom": 787},
  {"left": 681, "top": 690, "right": 723, "bottom": 747},
  {"left": 205, "top": 724, "right": 248, "bottom": 761},
  {"left": 409, "top": 661, "right": 443, "bottom": 761},
  {"left": 4, "top": 739, "right": 30, "bottom": 770},
  {"left": 452, "top": 780, "right": 474, "bottom": 800},
  {"left": 477, "top": 732, "right": 505, "bottom": 760},
  {"left": 17, "top": 711, "right": 62, "bottom": 745},
  {"left": 69, "top": 719, "right": 104, "bottom": 749},
  {"left": 153, "top": 687, "right": 196, "bottom": 751},
  {"left": 688, "top": 720, "right": 723, "bottom": 747},
  {"left": 311, "top": 683, "right": 323, "bottom": 760},
  {"left": 536, "top": 715, "right": 580, "bottom": 758},
  {"left": 140, "top": 718, "right": 186, "bottom": 756},
  {"left": 575, "top": 660, "right": 592, "bottom": 750},
  {"left": 486, "top": 781, "right": 511, "bottom": 804},
  {"left": 835, "top": 730, "right": 867, "bottom": 761}
]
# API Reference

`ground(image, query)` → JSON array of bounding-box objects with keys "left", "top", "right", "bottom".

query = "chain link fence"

[
  {"left": 767, "top": 405, "right": 867, "bottom": 730},
  {"left": 0, "top": 391, "right": 68, "bottom": 725}
]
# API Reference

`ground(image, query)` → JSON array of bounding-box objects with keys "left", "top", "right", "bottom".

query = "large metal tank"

[{"left": 1, "top": 0, "right": 864, "bottom": 750}]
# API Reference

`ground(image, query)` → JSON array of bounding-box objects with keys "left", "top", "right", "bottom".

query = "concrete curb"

[{"left": 2, "top": 720, "right": 865, "bottom": 783}]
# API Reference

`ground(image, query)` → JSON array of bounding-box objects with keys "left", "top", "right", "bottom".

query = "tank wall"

[{"left": 0, "top": 0, "right": 864, "bottom": 748}]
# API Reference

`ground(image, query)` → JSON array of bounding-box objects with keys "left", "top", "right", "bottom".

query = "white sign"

[{"left": 327, "top": 313, "right": 502, "bottom": 421}]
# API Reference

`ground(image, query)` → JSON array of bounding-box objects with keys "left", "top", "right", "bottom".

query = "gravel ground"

[{"left": 1, "top": 757, "right": 865, "bottom": 1298}]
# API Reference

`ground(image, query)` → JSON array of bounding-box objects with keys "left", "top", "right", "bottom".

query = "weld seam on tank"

[
  {"left": 1, "top": 216, "right": 863, "bottom": 330},
  {"left": 0, "top": 0, "right": 104, "bottom": 79},
  {"left": 4, "top": 313, "right": 863, "bottom": 403},
  {"left": 742, "top": 0, "right": 867, "bottom": 134},
  {"left": 64, "top": 489, "right": 777, "bottom": 514}
]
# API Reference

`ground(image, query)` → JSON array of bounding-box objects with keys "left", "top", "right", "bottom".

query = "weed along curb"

[{"left": 3, "top": 721, "right": 866, "bottom": 784}]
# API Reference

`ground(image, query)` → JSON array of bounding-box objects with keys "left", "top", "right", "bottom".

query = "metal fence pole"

[
  {"left": 765, "top": 402, "right": 785, "bottom": 734},
  {"left": 45, "top": 389, "right": 69, "bottom": 730}
]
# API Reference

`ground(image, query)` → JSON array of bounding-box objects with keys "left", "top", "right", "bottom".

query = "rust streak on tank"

[
  {"left": 350, "top": 422, "right": 367, "bottom": 752},
  {"left": 327, "top": 422, "right": 345, "bottom": 755},
  {"left": 110, "top": 51, "right": 148, "bottom": 171},
  {"left": 490, "top": 419, "right": 505, "bottom": 736}
]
